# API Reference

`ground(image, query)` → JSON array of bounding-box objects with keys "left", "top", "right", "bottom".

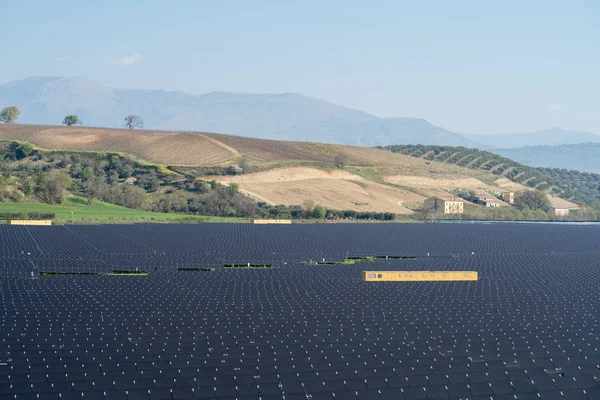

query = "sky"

[{"left": 1, "top": 0, "right": 599, "bottom": 134}]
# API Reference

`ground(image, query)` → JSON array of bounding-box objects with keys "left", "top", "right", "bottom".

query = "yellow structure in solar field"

[
  {"left": 9, "top": 220, "right": 52, "bottom": 226},
  {"left": 362, "top": 271, "right": 478, "bottom": 281},
  {"left": 252, "top": 219, "right": 292, "bottom": 224}
]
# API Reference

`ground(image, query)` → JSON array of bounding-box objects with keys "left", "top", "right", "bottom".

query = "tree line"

[
  {"left": 0, "top": 106, "right": 144, "bottom": 129},
  {"left": 0, "top": 212, "right": 56, "bottom": 221}
]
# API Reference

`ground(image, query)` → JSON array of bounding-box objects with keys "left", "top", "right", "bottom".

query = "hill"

[
  {"left": 0, "top": 124, "right": 590, "bottom": 219},
  {"left": 494, "top": 143, "right": 600, "bottom": 174},
  {"left": 382, "top": 144, "right": 599, "bottom": 206}
]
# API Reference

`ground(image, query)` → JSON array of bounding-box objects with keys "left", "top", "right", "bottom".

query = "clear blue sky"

[{"left": 1, "top": 0, "right": 599, "bottom": 134}]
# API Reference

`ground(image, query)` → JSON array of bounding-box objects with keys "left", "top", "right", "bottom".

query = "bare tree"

[
  {"left": 123, "top": 115, "right": 144, "bottom": 130},
  {"left": 334, "top": 153, "right": 349, "bottom": 169},
  {"left": 84, "top": 177, "right": 107, "bottom": 206},
  {"left": 302, "top": 199, "right": 315, "bottom": 219}
]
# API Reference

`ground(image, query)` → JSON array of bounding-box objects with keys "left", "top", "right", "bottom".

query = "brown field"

[
  {"left": 208, "top": 133, "right": 332, "bottom": 163},
  {"left": 0, "top": 125, "right": 237, "bottom": 165},
  {"left": 210, "top": 167, "right": 425, "bottom": 213},
  {"left": 0, "top": 125, "right": 476, "bottom": 172},
  {"left": 385, "top": 174, "right": 510, "bottom": 195}
]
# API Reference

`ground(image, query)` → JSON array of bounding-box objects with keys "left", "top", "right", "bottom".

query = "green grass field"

[{"left": 0, "top": 196, "right": 248, "bottom": 224}]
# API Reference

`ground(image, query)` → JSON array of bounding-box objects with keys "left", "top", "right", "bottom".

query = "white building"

[{"left": 423, "top": 196, "right": 464, "bottom": 214}]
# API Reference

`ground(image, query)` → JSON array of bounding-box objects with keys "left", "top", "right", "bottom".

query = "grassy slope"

[{"left": 0, "top": 196, "right": 247, "bottom": 224}]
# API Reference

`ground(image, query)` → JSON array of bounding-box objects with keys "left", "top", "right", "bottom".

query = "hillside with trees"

[
  {"left": 381, "top": 144, "right": 600, "bottom": 206},
  {"left": 0, "top": 140, "right": 396, "bottom": 222},
  {"left": 1, "top": 124, "right": 599, "bottom": 222}
]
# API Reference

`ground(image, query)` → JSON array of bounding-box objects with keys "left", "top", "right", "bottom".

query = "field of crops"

[
  {"left": 0, "top": 125, "right": 237, "bottom": 165},
  {"left": 207, "top": 133, "right": 332, "bottom": 163},
  {"left": 1, "top": 223, "right": 600, "bottom": 399},
  {"left": 0, "top": 125, "right": 463, "bottom": 173}
]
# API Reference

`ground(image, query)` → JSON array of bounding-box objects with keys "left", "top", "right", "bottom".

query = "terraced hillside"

[
  {"left": 0, "top": 124, "right": 581, "bottom": 213},
  {"left": 382, "top": 144, "right": 600, "bottom": 206}
]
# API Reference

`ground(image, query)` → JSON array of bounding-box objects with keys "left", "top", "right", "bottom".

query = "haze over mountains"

[
  {"left": 494, "top": 143, "right": 600, "bottom": 174},
  {"left": 2, "top": 76, "right": 600, "bottom": 172},
  {"left": 465, "top": 129, "right": 600, "bottom": 149}
]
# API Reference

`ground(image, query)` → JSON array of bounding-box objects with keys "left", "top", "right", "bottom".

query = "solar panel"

[{"left": 2, "top": 222, "right": 600, "bottom": 399}]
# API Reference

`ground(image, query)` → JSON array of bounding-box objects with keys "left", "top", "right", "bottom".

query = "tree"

[
  {"left": 302, "top": 199, "right": 315, "bottom": 219},
  {"left": 184, "top": 170, "right": 198, "bottom": 181},
  {"left": 84, "top": 177, "right": 106, "bottom": 206},
  {"left": 238, "top": 157, "right": 250, "bottom": 173},
  {"left": 334, "top": 153, "right": 349, "bottom": 169},
  {"left": 119, "top": 164, "right": 134, "bottom": 178},
  {"left": 22, "top": 178, "right": 34, "bottom": 196},
  {"left": 35, "top": 170, "right": 71, "bottom": 204},
  {"left": 194, "top": 180, "right": 210, "bottom": 193},
  {"left": 312, "top": 204, "right": 326, "bottom": 219},
  {"left": 120, "top": 186, "right": 146, "bottom": 209},
  {"left": 0, "top": 106, "right": 20, "bottom": 124},
  {"left": 62, "top": 115, "right": 83, "bottom": 126},
  {"left": 145, "top": 177, "right": 160, "bottom": 192},
  {"left": 514, "top": 190, "right": 550, "bottom": 211},
  {"left": 226, "top": 183, "right": 239, "bottom": 197},
  {"left": 124, "top": 115, "right": 144, "bottom": 130},
  {"left": 81, "top": 167, "right": 95, "bottom": 181},
  {"left": 226, "top": 165, "right": 243, "bottom": 175},
  {"left": 9, "top": 142, "right": 34, "bottom": 160}
]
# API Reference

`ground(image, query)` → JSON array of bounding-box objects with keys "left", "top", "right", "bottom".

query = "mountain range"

[
  {"left": 1, "top": 76, "right": 600, "bottom": 171},
  {"left": 494, "top": 143, "right": 600, "bottom": 174}
]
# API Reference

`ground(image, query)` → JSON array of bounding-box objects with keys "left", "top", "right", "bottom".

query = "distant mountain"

[
  {"left": 325, "top": 117, "right": 478, "bottom": 147},
  {"left": 465, "top": 128, "right": 600, "bottom": 149},
  {"left": 495, "top": 143, "right": 600, "bottom": 174},
  {"left": 0, "top": 76, "right": 478, "bottom": 147},
  {"left": 1, "top": 76, "right": 599, "bottom": 149}
]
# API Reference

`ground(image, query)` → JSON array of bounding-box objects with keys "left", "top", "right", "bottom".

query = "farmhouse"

[
  {"left": 423, "top": 196, "right": 464, "bottom": 214},
  {"left": 476, "top": 194, "right": 501, "bottom": 207},
  {"left": 551, "top": 207, "right": 571, "bottom": 217},
  {"left": 502, "top": 191, "right": 514, "bottom": 204}
]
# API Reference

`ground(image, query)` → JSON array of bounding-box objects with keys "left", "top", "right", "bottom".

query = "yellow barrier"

[
  {"left": 252, "top": 219, "right": 292, "bottom": 224},
  {"left": 9, "top": 220, "right": 52, "bottom": 226},
  {"left": 362, "top": 271, "right": 478, "bottom": 281}
]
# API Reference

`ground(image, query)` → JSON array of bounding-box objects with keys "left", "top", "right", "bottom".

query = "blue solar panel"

[{"left": 1, "top": 222, "right": 600, "bottom": 399}]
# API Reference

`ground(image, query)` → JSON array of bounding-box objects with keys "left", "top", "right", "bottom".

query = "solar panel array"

[{"left": 1, "top": 222, "right": 600, "bottom": 400}]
